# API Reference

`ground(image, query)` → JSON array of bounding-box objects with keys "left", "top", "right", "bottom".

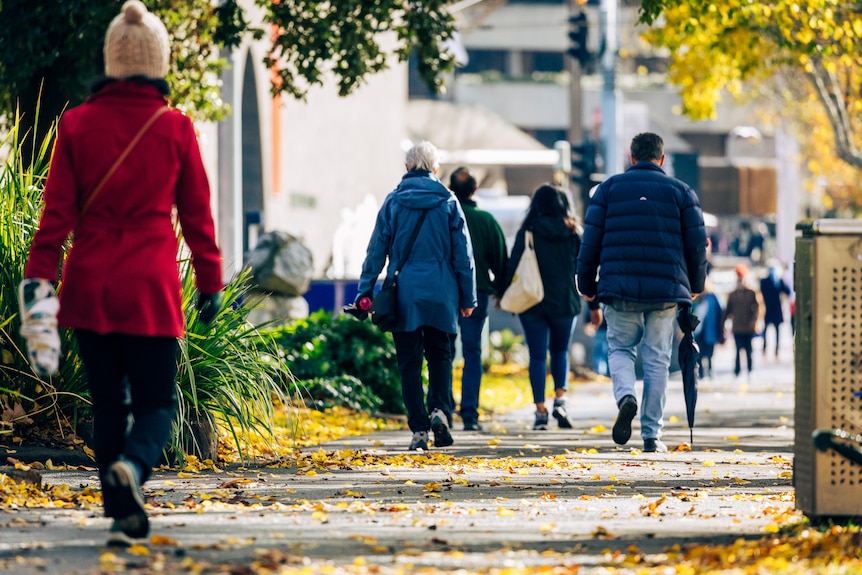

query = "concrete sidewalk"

[{"left": 0, "top": 337, "right": 797, "bottom": 574}]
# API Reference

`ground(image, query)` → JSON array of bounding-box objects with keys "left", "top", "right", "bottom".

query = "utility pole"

[
  {"left": 566, "top": 1, "right": 587, "bottom": 216},
  {"left": 600, "top": 0, "right": 621, "bottom": 176}
]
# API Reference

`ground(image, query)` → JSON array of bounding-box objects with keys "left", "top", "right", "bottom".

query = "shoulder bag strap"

[
  {"left": 78, "top": 106, "right": 171, "bottom": 219},
  {"left": 392, "top": 209, "right": 429, "bottom": 276}
]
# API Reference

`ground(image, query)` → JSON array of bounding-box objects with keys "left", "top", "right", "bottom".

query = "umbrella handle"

[{"left": 813, "top": 429, "right": 862, "bottom": 467}]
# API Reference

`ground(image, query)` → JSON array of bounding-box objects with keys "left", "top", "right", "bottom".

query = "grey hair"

[{"left": 405, "top": 141, "right": 440, "bottom": 172}]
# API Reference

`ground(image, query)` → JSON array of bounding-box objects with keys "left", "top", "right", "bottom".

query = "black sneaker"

[
  {"left": 106, "top": 520, "right": 147, "bottom": 547},
  {"left": 533, "top": 410, "right": 549, "bottom": 430},
  {"left": 643, "top": 438, "right": 668, "bottom": 453},
  {"left": 430, "top": 409, "right": 453, "bottom": 447},
  {"left": 552, "top": 401, "right": 573, "bottom": 429},
  {"left": 612, "top": 395, "right": 638, "bottom": 446},
  {"left": 103, "top": 460, "right": 149, "bottom": 539},
  {"left": 463, "top": 419, "right": 482, "bottom": 431}
]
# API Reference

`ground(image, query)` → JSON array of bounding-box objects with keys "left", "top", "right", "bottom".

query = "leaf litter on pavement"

[{"left": 3, "top": 375, "right": 856, "bottom": 574}]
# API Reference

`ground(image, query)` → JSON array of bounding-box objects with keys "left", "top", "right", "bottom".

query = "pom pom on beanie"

[{"left": 104, "top": 0, "right": 170, "bottom": 79}]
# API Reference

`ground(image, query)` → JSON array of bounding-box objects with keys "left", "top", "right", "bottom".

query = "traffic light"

[
  {"left": 566, "top": 13, "right": 589, "bottom": 67},
  {"left": 571, "top": 139, "right": 598, "bottom": 211}
]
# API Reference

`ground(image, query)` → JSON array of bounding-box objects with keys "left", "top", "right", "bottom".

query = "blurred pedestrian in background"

[
  {"left": 449, "top": 167, "right": 508, "bottom": 431},
  {"left": 503, "top": 184, "right": 587, "bottom": 431},
  {"left": 759, "top": 263, "right": 791, "bottom": 357},
  {"left": 354, "top": 141, "right": 476, "bottom": 451},
  {"left": 693, "top": 278, "right": 724, "bottom": 379},
  {"left": 19, "top": 0, "right": 223, "bottom": 546},
  {"left": 577, "top": 132, "right": 707, "bottom": 453},
  {"left": 724, "top": 264, "right": 761, "bottom": 380}
]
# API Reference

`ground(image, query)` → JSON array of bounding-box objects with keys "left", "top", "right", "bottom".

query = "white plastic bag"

[
  {"left": 18, "top": 278, "right": 61, "bottom": 378},
  {"left": 500, "top": 231, "right": 544, "bottom": 314}
]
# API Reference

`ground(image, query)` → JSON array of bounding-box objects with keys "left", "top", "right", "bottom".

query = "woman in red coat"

[{"left": 20, "top": 0, "right": 222, "bottom": 546}]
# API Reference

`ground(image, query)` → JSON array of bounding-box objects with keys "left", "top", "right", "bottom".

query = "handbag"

[
  {"left": 500, "top": 230, "right": 544, "bottom": 313},
  {"left": 371, "top": 210, "right": 428, "bottom": 332}
]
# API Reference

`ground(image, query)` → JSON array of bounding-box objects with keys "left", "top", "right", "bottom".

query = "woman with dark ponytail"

[{"left": 502, "top": 184, "right": 589, "bottom": 430}]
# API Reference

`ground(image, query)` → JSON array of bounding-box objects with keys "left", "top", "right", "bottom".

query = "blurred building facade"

[
  {"left": 421, "top": 0, "right": 810, "bottom": 265},
  {"left": 202, "top": 0, "right": 811, "bottom": 285}
]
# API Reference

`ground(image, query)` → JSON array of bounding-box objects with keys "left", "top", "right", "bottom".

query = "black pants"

[
  {"left": 75, "top": 330, "right": 178, "bottom": 486},
  {"left": 392, "top": 326, "right": 454, "bottom": 432},
  {"left": 733, "top": 333, "right": 754, "bottom": 375},
  {"left": 763, "top": 321, "right": 781, "bottom": 355}
]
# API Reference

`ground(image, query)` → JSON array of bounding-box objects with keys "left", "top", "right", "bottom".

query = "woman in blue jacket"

[
  {"left": 503, "top": 184, "right": 585, "bottom": 430},
  {"left": 355, "top": 141, "right": 476, "bottom": 451}
]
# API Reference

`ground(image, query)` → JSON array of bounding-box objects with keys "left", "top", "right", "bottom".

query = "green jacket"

[{"left": 460, "top": 199, "right": 508, "bottom": 297}]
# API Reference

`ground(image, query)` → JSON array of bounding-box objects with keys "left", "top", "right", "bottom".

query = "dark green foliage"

[
  {"left": 264, "top": 0, "right": 454, "bottom": 99},
  {"left": 0, "top": 0, "right": 456, "bottom": 156},
  {"left": 266, "top": 311, "right": 404, "bottom": 414},
  {"left": 300, "top": 375, "right": 382, "bottom": 413}
]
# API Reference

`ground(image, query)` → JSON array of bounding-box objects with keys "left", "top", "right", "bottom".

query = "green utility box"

[{"left": 795, "top": 219, "right": 862, "bottom": 518}]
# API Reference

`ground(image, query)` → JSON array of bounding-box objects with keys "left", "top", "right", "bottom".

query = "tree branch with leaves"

[
  {"left": 638, "top": 0, "right": 862, "bottom": 169},
  {"left": 0, "top": 0, "right": 457, "bottom": 153}
]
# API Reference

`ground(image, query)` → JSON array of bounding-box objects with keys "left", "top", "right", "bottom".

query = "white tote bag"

[{"left": 500, "top": 231, "right": 544, "bottom": 313}]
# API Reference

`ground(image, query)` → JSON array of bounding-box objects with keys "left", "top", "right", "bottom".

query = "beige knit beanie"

[{"left": 103, "top": 0, "right": 170, "bottom": 79}]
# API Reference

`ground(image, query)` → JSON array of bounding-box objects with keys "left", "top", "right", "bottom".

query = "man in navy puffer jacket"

[{"left": 577, "top": 132, "right": 707, "bottom": 453}]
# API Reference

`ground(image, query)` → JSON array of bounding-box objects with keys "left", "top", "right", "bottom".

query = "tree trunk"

[{"left": 183, "top": 410, "right": 219, "bottom": 463}]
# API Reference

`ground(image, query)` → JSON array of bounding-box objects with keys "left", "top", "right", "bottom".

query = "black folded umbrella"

[{"left": 677, "top": 304, "right": 701, "bottom": 444}]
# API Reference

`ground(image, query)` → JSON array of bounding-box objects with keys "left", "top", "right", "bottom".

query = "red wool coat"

[{"left": 25, "top": 81, "right": 223, "bottom": 338}]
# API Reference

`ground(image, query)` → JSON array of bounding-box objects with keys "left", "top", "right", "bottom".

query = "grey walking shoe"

[
  {"left": 408, "top": 431, "right": 429, "bottom": 451},
  {"left": 430, "top": 409, "right": 453, "bottom": 447},
  {"left": 104, "top": 459, "right": 149, "bottom": 539},
  {"left": 612, "top": 395, "right": 638, "bottom": 445}
]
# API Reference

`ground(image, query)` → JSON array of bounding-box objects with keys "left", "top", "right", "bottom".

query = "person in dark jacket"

[
  {"left": 577, "top": 132, "right": 708, "bottom": 453},
  {"left": 355, "top": 141, "right": 476, "bottom": 451},
  {"left": 725, "top": 264, "right": 762, "bottom": 378},
  {"left": 20, "top": 1, "right": 223, "bottom": 546},
  {"left": 503, "top": 184, "right": 587, "bottom": 431},
  {"left": 693, "top": 278, "right": 724, "bottom": 379},
  {"left": 759, "top": 265, "right": 791, "bottom": 357},
  {"left": 449, "top": 167, "right": 508, "bottom": 431}
]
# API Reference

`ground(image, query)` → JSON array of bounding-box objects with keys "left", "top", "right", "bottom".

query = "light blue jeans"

[{"left": 604, "top": 301, "right": 677, "bottom": 440}]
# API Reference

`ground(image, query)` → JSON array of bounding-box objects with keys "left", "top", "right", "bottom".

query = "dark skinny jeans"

[{"left": 76, "top": 330, "right": 178, "bottom": 489}]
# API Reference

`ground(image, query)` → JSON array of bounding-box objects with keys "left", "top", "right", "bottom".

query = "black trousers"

[
  {"left": 75, "top": 330, "right": 178, "bottom": 487},
  {"left": 733, "top": 333, "right": 754, "bottom": 375},
  {"left": 392, "top": 326, "right": 454, "bottom": 432}
]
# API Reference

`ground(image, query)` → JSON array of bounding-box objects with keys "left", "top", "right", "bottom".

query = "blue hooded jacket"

[
  {"left": 577, "top": 162, "right": 708, "bottom": 305},
  {"left": 357, "top": 170, "right": 476, "bottom": 333}
]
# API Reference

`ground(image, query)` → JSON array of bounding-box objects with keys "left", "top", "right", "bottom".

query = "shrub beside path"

[{"left": 0, "top": 333, "right": 833, "bottom": 575}]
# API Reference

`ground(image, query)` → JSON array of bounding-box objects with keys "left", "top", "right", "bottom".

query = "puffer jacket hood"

[
  {"left": 356, "top": 169, "right": 476, "bottom": 333},
  {"left": 392, "top": 170, "right": 452, "bottom": 210}
]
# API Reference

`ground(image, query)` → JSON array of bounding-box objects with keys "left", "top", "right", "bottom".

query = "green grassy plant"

[
  {"left": 0, "top": 109, "right": 90, "bottom": 434},
  {"left": 175, "top": 264, "right": 295, "bottom": 465}
]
